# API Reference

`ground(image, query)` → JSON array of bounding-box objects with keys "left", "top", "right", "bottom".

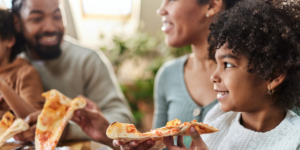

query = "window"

[
  {"left": 81, "top": 0, "right": 132, "bottom": 19},
  {"left": 0, "top": 0, "right": 12, "bottom": 8}
]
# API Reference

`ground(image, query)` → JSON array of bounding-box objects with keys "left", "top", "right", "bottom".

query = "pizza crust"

[
  {"left": 106, "top": 119, "right": 219, "bottom": 150},
  {"left": 0, "top": 112, "right": 30, "bottom": 147},
  {"left": 35, "top": 90, "right": 86, "bottom": 150}
]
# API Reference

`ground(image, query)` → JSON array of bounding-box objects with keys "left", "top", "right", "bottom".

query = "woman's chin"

[{"left": 165, "top": 37, "right": 188, "bottom": 48}]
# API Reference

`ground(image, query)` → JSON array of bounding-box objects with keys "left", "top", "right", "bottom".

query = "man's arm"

[
  {"left": 72, "top": 96, "right": 117, "bottom": 149},
  {"left": 66, "top": 50, "right": 134, "bottom": 140}
]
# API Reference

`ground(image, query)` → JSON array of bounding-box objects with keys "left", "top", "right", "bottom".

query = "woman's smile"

[{"left": 161, "top": 17, "right": 174, "bottom": 33}]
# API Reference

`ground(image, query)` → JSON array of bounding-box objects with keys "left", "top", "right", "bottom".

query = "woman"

[{"left": 153, "top": 0, "right": 241, "bottom": 147}]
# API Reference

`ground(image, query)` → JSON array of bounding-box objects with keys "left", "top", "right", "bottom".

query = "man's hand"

[
  {"left": 14, "top": 111, "right": 40, "bottom": 142},
  {"left": 72, "top": 95, "right": 113, "bottom": 148}
]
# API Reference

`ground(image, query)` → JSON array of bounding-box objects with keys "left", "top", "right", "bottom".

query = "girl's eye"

[{"left": 224, "top": 62, "right": 234, "bottom": 69}]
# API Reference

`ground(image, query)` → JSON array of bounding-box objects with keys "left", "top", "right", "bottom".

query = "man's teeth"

[{"left": 41, "top": 36, "right": 58, "bottom": 42}]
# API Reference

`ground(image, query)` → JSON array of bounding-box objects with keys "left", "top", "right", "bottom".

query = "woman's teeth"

[{"left": 161, "top": 22, "right": 170, "bottom": 31}]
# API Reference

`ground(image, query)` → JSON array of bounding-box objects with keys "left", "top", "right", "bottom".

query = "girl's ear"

[
  {"left": 7, "top": 37, "right": 16, "bottom": 49},
  {"left": 268, "top": 73, "right": 287, "bottom": 90},
  {"left": 206, "top": 0, "right": 223, "bottom": 18}
]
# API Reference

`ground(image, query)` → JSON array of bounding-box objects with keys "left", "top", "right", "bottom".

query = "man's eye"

[
  {"left": 224, "top": 62, "right": 234, "bottom": 69},
  {"left": 31, "top": 18, "right": 42, "bottom": 22}
]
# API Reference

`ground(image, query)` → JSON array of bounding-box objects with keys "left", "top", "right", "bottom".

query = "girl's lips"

[{"left": 217, "top": 91, "right": 229, "bottom": 101}]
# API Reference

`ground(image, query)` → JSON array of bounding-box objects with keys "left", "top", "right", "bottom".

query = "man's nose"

[{"left": 42, "top": 18, "right": 57, "bottom": 33}]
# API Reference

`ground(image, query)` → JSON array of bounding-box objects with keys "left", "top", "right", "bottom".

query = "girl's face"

[
  {"left": 210, "top": 44, "right": 271, "bottom": 112},
  {"left": 157, "top": 0, "right": 209, "bottom": 47}
]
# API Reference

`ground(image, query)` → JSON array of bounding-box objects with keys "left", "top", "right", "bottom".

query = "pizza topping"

[
  {"left": 166, "top": 119, "right": 181, "bottom": 127},
  {"left": 37, "top": 130, "right": 52, "bottom": 143},
  {"left": 126, "top": 125, "right": 137, "bottom": 133}
]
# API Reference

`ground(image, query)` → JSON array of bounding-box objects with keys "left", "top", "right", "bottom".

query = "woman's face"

[
  {"left": 210, "top": 44, "right": 271, "bottom": 112},
  {"left": 157, "top": 0, "right": 209, "bottom": 47}
]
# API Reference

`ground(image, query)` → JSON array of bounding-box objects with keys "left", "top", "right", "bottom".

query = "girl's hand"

[
  {"left": 164, "top": 127, "right": 209, "bottom": 150},
  {"left": 113, "top": 140, "right": 155, "bottom": 150}
]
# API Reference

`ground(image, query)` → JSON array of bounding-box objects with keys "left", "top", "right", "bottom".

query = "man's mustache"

[{"left": 36, "top": 32, "right": 63, "bottom": 38}]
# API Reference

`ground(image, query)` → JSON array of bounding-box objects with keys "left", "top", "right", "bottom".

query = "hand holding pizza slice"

[
  {"left": 107, "top": 119, "right": 218, "bottom": 150},
  {"left": 0, "top": 111, "right": 29, "bottom": 147},
  {"left": 35, "top": 89, "right": 86, "bottom": 150}
]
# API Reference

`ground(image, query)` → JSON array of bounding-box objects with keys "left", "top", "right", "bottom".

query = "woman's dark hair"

[
  {"left": 197, "top": 0, "right": 242, "bottom": 9},
  {"left": 208, "top": 0, "right": 300, "bottom": 111},
  {"left": 0, "top": 9, "right": 23, "bottom": 62}
]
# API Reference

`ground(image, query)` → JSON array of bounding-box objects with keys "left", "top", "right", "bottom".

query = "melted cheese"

[{"left": 166, "top": 119, "right": 181, "bottom": 127}]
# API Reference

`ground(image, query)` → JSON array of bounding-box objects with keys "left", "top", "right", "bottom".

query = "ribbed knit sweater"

[
  {"left": 202, "top": 103, "right": 300, "bottom": 150},
  {"left": 21, "top": 36, "right": 135, "bottom": 140}
]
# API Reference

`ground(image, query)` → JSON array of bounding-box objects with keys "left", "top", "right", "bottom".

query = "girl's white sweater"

[{"left": 202, "top": 103, "right": 300, "bottom": 150}]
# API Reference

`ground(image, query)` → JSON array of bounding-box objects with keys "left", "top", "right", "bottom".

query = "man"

[{"left": 11, "top": 0, "right": 134, "bottom": 147}]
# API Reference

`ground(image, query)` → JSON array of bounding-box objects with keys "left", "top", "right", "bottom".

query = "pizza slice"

[
  {"left": 106, "top": 119, "right": 218, "bottom": 150},
  {"left": 0, "top": 111, "right": 29, "bottom": 147},
  {"left": 35, "top": 89, "right": 86, "bottom": 150}
]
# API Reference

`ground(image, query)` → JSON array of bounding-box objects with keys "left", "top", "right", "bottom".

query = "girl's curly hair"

[{"left": 208, "top": 0, "right": 300, "bottom": 111}]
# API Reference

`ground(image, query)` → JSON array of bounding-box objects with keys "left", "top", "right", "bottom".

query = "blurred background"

[{"left": 0, "top": 0, "right": 191, "bottom": 132}]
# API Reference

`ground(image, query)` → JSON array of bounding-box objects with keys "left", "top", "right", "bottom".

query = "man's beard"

[{"left": 28, "top": 32, "right": 63, "bottom": 60}]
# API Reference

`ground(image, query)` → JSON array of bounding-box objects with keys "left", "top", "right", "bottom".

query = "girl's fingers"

[
  {"left": 177, "top": 136, "right": 186, "bottom": 148},
  {"left": 164, "top": 136, "right": 174, "bottom": 149},
  {"left": 189, "top": 127, "right": 209, "bottom": 150}
]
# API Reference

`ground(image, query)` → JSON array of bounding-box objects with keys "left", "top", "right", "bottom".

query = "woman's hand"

[
  {"left": 164, "top": 127, "right": 209, "bottom": 150},
  {"left": 113, "top": 140, "right": 155, "bottom": 150}
]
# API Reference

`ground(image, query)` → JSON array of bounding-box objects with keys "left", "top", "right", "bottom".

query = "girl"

[
  {"left": 0, "top": 9, "right": 44, "bottom": 118},
  {"left": 116, "top": 0, "right": 300, "bottom": 149},
  {"left": 165, "top": 0, "right": 300, "bottom": 149}
]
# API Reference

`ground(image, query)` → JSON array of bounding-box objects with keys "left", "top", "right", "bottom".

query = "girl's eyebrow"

[{"left": 218, "top": 54, "right": 238, "bottom": 60}]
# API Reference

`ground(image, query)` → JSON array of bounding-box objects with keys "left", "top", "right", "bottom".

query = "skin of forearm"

[{"left": 0, "top": 80, "right": 35, "bottom": 118}]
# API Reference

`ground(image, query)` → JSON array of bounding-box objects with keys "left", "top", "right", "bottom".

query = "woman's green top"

[{"left": 153, "top": 55, "right": 218, "bottom": 148}]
